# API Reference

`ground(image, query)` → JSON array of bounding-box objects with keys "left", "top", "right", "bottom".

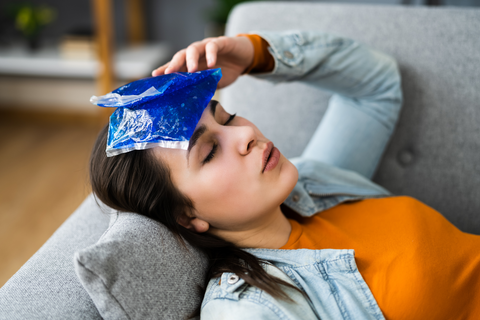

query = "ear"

[{"left": 177, "top": 213, "right": 210, "bottom": 233}]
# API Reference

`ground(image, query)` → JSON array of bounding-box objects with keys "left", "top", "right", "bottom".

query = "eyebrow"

[{"left": 186, "top": 100, "right": 218, "bottom": 163}]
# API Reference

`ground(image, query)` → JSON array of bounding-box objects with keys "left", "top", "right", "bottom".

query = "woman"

[{"left": 90, "top": 31, "right": 480, "bottom": 319}]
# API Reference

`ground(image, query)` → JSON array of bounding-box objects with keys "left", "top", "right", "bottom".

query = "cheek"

[
  {"left": 186, "top": 162, "right": 261, "bottom": 225},
  {"left": 195, "top": 161, "right": 250, "bottom": 205}
]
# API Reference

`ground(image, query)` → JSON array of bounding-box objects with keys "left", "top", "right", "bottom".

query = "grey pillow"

[{"left": 74, "top": 211, "right": 207, "bottom": 320}]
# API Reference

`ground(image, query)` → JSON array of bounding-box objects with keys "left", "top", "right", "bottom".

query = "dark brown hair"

[{"left": 90, "top": 125, "right": 302, "bottom": 314}]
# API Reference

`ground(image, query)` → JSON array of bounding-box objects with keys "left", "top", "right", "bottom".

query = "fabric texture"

[
  {"left": 224, "top": 3, "right": 480, "bottom": 234},
  {"left": 74, "top": 211, "right": 207, "bottom": 320},
  {"left": 202, "top": 263, "right": 319, "bottom": 320},
  {"left": 282, "top": 196, "right": 480, "bottom": 319}
]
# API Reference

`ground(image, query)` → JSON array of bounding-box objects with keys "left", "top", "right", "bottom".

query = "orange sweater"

[
  {"left": 281, "top": 196, "right": 480, "bottom": 319},
  {"left": 238, "top": 34, "right": 274, "bottom": 73}
]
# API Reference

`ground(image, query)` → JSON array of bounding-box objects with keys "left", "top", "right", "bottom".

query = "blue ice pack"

[{"left": 90, "top": 68, "right": 222, "bottom": 157}]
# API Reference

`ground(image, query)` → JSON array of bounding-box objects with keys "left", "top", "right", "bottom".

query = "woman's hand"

[{"left": 151, "top": 36, "right": 254, "bottom": 89}]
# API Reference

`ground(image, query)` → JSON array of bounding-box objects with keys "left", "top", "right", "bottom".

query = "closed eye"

[
  {"left": 224, "top": 113, "right": 236, "bottom": 126},
  {"left": 202, "top": 143, "right": 217, "bottom": 164},
  {"left": 202, "top": 113, "right": 237, "bottom": 165}
]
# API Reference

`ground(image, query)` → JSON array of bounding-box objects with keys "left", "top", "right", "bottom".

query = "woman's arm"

[
  {"left": 257, "top": 31, "right": 403, "bottom": 179},
  {"left": 253, "top": 31, "right": 403, "bottom": 179},
  {"left": 152, "top": 31, "right": 402, "bottom": 179}
]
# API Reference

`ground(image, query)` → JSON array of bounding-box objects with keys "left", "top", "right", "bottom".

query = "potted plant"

[{"left": 5, "top": 2, "right": 56, "bottom": 51}]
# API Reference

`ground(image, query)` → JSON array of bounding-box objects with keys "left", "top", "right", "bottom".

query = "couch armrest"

[{"left": 0, "top": 194, "right": 110, "bottom": 319}]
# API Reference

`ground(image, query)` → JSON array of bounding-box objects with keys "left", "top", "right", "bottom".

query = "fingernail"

[{"left": 207, "top": 58, "right": 213, "bottom": 66}]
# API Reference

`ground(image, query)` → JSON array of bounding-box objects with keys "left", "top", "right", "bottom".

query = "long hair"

[{"left": 90, "top": 125, "right": 302, "bottom": 314}]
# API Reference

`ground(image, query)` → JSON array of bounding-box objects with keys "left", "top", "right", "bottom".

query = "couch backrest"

[{"left": 223, "top": 2, "right": 480, "bottom": 234}]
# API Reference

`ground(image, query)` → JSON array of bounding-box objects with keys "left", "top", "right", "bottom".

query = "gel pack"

[{"left": 90, "top": 68, "right": 222, "bottom": 157}]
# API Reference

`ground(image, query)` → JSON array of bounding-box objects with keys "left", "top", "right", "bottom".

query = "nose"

[{"left": 232, "top": 125, "right": 257, "bottom": 155}]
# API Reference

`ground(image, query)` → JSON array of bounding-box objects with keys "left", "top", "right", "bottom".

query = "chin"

[{"left": 278, "top": 158, "right": 299, "bottom": 199}]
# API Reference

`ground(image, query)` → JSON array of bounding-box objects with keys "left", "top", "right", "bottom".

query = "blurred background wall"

[
  {"left": 0, "top": 0, "right": 479, "bottom": 114},
  {"left": 2, "top": 0, "right": 480, "bottom": 51},
  {"left": 0, "top": 0, "right": 479, "bottom": 287}
]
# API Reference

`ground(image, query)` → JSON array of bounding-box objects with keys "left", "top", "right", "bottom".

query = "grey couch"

[{"left": 1, "top": 2, "right": 479, "bottom": 319}]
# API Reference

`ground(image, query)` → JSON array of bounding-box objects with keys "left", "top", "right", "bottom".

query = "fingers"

[
  {"left": 151, "top": 62, "right": 169, "bottom": 76},
  {"left": 152, "top": 37, "right": 227, "bottom": 76},
  {"left": 185, "top": 44, "right": 201, "bottom": 72},
  {"left": 205, "top": 40, "right": 219, "bottom": 68},
  {"left": 165, "top": 49, "right": 187, "bottom": 74},
  {"left": 185, "top": 38, "right": 217, "bottom": 72}
]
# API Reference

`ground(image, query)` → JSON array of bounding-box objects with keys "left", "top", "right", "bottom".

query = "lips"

[{"left": 262, "top": 141, "right": 280, "bottom": 173}]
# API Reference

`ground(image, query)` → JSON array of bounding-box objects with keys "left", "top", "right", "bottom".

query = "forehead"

[{"left": 153, "top": 143, "right": 186, "bottom": 169}]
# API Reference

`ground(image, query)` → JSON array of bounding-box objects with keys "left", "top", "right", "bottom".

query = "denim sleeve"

[{"left": 253, "top": 31, "right": 403, "bottom": 179}]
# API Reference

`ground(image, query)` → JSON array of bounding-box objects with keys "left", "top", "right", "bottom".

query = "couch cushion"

[{"left": 74, "top": 211, "right": 207, "bottom": 320}]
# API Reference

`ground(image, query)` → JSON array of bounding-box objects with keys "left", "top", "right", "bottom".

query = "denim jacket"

[{"left": 201, "top": 31, "right": 403, "bottom": 320}]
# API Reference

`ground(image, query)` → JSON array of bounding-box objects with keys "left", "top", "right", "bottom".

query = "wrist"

[
  {"left": 235, "top": 35, "right": 255, "bottom": 74},
  {"left": 236, "top": 34, "right": 274, "bottom": 74}
]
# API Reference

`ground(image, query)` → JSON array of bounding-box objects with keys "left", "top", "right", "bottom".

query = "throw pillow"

[{"left": 74, "top": 211, "right": 207, "bottom": 320}]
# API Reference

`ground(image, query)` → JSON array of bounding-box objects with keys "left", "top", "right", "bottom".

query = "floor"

[{"left": 0, "top": 112, "right": 102, "bottom": 287}]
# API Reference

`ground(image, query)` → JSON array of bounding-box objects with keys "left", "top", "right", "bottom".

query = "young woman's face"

[{"left": 153, "top": 100, "right": 298, "bottom": 234}]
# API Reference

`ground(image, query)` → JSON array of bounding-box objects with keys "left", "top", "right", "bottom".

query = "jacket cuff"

[{"left": 236, "top": 34, "right": 275, "bottom": 74}]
